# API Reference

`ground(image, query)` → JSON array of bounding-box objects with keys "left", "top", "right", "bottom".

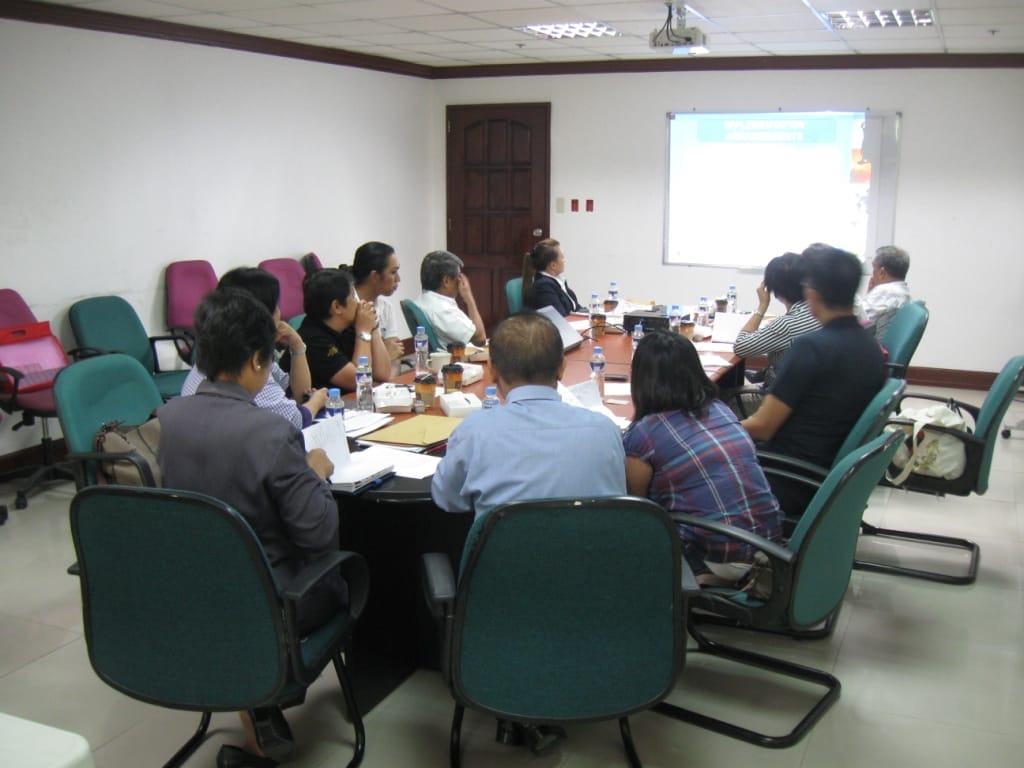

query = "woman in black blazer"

[{"left": 522, "top": 238, "right": 584, "bottom": 316}]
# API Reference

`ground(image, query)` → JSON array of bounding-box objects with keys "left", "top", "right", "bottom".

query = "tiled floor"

[{"left": 1, "top": 388, "right": 1022, "bottom": 768}]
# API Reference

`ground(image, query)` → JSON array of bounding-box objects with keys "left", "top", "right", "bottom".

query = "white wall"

[
  {"left": 3, "top": 17, "right": 1022, "bottom": 458},
  {"left": 435, "top": 67, "right": 1024, "bottom": 374},
  {"left": 0, "top": 20, "right": 436, "bottom": 454}
]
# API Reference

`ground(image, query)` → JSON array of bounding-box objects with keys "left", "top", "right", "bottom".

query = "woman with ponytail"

[{"left": 522, "top": 238, "right": 583, "bottom": 316}]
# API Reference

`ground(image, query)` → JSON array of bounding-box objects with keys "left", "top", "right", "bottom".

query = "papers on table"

[
  {"left": 341, "top": 410, "right": 393, "bottom": 438},
  {"left": 357, "top": 444, "right": 441, "bottom": 479},
  {"left": 558, "top": 379, "right": 631, "bottom": 430},
  {"left": 710, "top": 312, "right": 748, "bottom": 344},
  {"left": 302, "top": 416, "right": 395, "bottom": 493},
  {"left": 358, "top": 414, "right": 462, "bottom": 450}
]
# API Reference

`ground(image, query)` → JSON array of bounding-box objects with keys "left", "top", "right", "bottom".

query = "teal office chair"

[
  {"left": 862, "top": 354, "right": 1024, "bottom": 583},
  {"left": 880, "top": 300, "right": 928, "bottom": 377},
  {"left": 423, "top": 497, "right": 688, "bottom": 768},
  {"left": 504, "top": 277, "right": 524, "bottom": 314},
  {"left": 69, "top": 295, "right": 188, "bottom": 400},
  {"left": 54, "top": 354, "right": 164, "bottom": 490},
  {"left": 400, "top": 299, "right": 442, "bottom": 352},
  {"left": 287, "top": 313, "right": 305, "bottom": 331},
  {"left": 655, "top": 431, "right": 904, "bottom": 749},
  {"left": 70, "top": 485, "right": 368, "bottom": 768}
]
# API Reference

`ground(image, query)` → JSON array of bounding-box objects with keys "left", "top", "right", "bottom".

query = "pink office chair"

[
  {"left": 165, "top": 260, "right": 218, "bottom": 363},
  {"left": 258, "top": 258, "right": 307, "bottom": 323},
  {"left": 0, "top": 289, "right": 75, "bottom": 517}
]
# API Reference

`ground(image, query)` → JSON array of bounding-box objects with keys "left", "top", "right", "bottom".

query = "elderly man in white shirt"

[
  {"left": 859, "top": 245, "right": 911, "bottom": 341},
  {"left": 413, "top": 250, "right": 487, "bottom": 349}
]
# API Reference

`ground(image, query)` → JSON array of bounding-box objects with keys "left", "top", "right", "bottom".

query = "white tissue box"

[
  {"left": 372, "top": 384, "right": 414, "bottom": 413},
  {"left": 458, "top": 362, "right": 484, "bottom": 385},
  {"left": 438, "top": 391, "right": 481, "bottom": 418}
]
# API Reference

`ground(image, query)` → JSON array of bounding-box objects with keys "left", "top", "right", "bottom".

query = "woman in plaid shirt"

[{"left": 624, "top": 331, "right": 783, "bottom": 586}]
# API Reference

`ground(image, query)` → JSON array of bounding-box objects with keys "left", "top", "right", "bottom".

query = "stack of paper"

[{"left": 303, "top": 417, "right": 395, "bottom": 493}]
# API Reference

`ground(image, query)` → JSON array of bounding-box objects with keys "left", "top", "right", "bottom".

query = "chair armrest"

[
  {"left": 422, "top": 552, "right": 456, "bottom": 620},
  {"left": 147, "top": 332, "right": 191, "bottom": 373},
  {"left": 67, "top": 346, "right": 106, "bottom": 361},
  {"left": 756, "top": 450, "right": 829, "bottom": 481},
  {"left": 669, "top": 512, "right": 793, "bottom": 566},
  {"left": 680, "top": 559, "right": 701, "bottom": 599},
  {"left": 0, "top": 365, "right": 26, "bottom": 402},
  {"left": 895, "top": 392, "right": 981, "bottom": 423},
  {"left": 281, "top": 550, "right": 369, "bottom": 621},
  {"left": 66, "top": 449, "right": 156, "bottom": 487}
]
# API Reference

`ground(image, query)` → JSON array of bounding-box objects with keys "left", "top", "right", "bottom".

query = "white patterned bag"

[{"left": 885, "top": 402, "right": 968, "bottom": 485}]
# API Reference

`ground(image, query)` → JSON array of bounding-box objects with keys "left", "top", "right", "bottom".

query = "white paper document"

[
  {"left": 302, "top": 416, "right": 395, "bottom": 493},
  {"left": 558, "top": 380, "right": 631, "bottom": 430},
  {"left": 341, "top": 410, "right": 394, "bottom": 438}
]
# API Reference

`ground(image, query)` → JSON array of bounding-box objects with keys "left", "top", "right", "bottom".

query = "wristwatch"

[{"left": 358, "top": 331, "right": 373, "bottom": 342}]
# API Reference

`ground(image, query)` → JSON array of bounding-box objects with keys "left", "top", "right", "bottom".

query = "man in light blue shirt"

[{"left": 431, "top": 312, "right": 626, "bottom": 518}]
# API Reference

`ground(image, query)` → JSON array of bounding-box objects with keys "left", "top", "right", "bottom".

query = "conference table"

[{"left": 336, "top": 326, "right": 743, "bottom": 713}]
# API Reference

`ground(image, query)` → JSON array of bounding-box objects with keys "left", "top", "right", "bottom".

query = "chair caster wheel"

[
  {"left": 1002, "top": 429, "right": 1011, "bottom": 439},
  {"left": 0, "top": 505, "right": 8, "bottom": 525},
  {"left": 15, "top": 493, "right": 27, "bottom": 510}
]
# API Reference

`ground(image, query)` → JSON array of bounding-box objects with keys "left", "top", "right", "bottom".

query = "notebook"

[
  {"left": 709, "top": 312, "right": 748, "bottom": 345},
  {"left": 302, "top": 416, "right": 395, "bottom": 493},
  {"left": 537, "top": 305, "right": 584, "bottom": 351}
]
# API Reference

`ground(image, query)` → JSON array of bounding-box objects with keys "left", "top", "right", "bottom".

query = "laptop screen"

[{"left": 536, "top": 305, "right": 584, "bottom": 352}]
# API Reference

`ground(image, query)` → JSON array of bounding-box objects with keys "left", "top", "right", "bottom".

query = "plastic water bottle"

[
  {"left": 631, "top": 321, "right": 644, "bottom": 356},
  {"left": 482, "top": 385, "right": 500, "bottom": 409},
  {"left": 325, "top": 387, "right": 344, "bottom": 418},
  {"left": 414, "top": 325, "right": 429, "bottom": 374},
  {"left": 608, "top": 281, "right": 619, "bottom": 306},
  {"left": 727, "top": 284, "right": 738, "bottom": 314},
  {"left": 668, "top": 304, "right": 682, "bottom": 334},
  {"left": 697, "top": 296, "right": 710, "bottom": 326},
  {"left": 589, "top": 292, "right": 602, "bottom": 319},
  {"left": 355, "top": 356, "right": 374, "bottom": 412},
  {"left": 589, "top": 346, "right": 606, "bottom": 398}
]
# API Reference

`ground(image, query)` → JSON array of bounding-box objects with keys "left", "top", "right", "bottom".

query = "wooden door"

[{"left": 446, "top": 103, "right": 550, "bottom": 333}]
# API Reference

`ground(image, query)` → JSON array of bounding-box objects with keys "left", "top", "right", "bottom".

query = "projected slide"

[{"left": 665, "top": 111, "right": 877, "bottom": 268}]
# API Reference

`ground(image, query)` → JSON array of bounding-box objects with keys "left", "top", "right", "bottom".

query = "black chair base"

[
  {"left": 653, "top": 624, "right": 840, "bottom": 749},
  {"left": 692, "top": 604, "right": 840, "bottom": 641},
  {"left": 448, "top": 709, "right": 642, "bottom": 767},
  {"left": 162, "top": 712, "right": 212, "bottom": 768},
  {"left": 855, "top": 521, "right": 980, "bottom": 585},
  {"left": 2, "top": 460, "right": 75, "bottom": 511}
]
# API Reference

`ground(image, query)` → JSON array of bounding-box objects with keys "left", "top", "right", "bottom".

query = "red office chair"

[
  {"left": 257, "top": 258, "right": 306, "bottom": 323},
  {"left": 165, "top": 260, "right": 218, "bottom": 363},
  {"left": 0, "top": 289, "right": 75, "bottom": 517}
]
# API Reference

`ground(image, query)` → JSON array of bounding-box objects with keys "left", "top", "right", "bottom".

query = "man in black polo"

[{"left": 741, "top": 245, "right": 885, "bottom": 517}]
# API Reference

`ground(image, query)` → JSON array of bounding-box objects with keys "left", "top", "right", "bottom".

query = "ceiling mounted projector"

[{"left": 649, "top": 2, "right": 709, "bottom": 55}]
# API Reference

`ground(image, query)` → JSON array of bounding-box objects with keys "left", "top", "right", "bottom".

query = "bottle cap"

[
  {"left": 416, "top": 325, "right": 424, "bottom": 334},
  {"left": 485, "top": 386, "right": 497, "bottom": 396},
  {"left": 593, "top": 346, "right": 603, "bottom": 354},
  {"left": 328, "top": 387, "right": 340, "bottom": 398},
  {"left": 358, "top": 355, "right": 369, "bottom": 366}
]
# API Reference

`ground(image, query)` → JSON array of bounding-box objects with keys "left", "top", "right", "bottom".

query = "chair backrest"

[
  {"left": 257, "top": 258, "right": 306, "bottom": 322},
  {"left": 881, "top": 300, "right": 928, "bottom": 375},
  {"left": 451, "top": 497, "right": 683, "bottom": 722},
  {"left": 787, "top": 431, "right": 903, "bottom": 629},
  {"left": 400, "top": 299, "right": 442, "bottom": 352},
  {"left": 0, "top": 288, "right": 38, "bottom": 327},
  {"left": 69, "top": 296, "right": 155, "bottom": 373},
  {"left": 832, "top": 377, "right": 906, "bottom": 467},
  {"left": 505, "top": 277, "right": 524, "bottom": 315},
  {"left": 70, "top": 485, "right": 288, "bottom": 710},
  {"left": 972, "top": 354, "right": 1024, "bottom": 494},
  {"left": 0, "top": 321, "right": 70, "bottom": 396},
  {"left": 165, "top": 260, "right": 217, "bottom": 332},
  {"left": 55, "top": 354, "right": 163, "bottom": 456}
]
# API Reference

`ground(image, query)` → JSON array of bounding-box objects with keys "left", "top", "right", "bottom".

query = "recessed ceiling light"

[
  {"left": 826, "top": 9, "right": 933, "bottom": 30},
  {"left": 516, "top": 22, "right": 620, "bottom": 40}
]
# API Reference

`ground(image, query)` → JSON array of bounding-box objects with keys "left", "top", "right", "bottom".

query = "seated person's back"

[
  {"left": 431, "top": 312, "right": 625, "bottom": 518},
  {"left": 743, "top": 245, "right": 885, "bottom": 470},
  {"left": 625, "top": 331, "right": 782, "bottom": 585}
]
